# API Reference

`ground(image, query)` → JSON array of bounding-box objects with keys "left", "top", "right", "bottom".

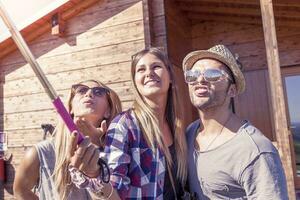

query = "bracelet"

[
  {"left": 68, "top": 166, "right": 114, "bottom": 199},
  {"left": 106, "top": 182, "right": 114, "bottom": 199},
  {"left": 91, "top": 181, "right": 114, "bottom": 199},
  {"left": 69, "top": 166, "right": 104, "bottom": 194},
  {"left": 69, "top": 166, "right": 90, "bottom": 188}
]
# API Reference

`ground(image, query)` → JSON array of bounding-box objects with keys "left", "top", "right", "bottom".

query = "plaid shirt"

[{"left": 103, "top": 110, "right": 166, "bottom": 200}]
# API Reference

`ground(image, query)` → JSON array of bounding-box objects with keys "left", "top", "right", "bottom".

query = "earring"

[{"left": 228, "top": 87, "right": 236, "bottom": 97}]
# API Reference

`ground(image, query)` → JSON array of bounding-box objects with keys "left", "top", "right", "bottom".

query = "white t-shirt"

[{"left": 186, "top": 121, "right": 288, "bottom": 200}]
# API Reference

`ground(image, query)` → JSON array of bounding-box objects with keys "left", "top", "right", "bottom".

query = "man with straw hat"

[{"left": 183, "top": 44, "right": 288, "bottom": 199}]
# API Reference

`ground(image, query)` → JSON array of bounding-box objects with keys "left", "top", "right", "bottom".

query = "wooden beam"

[
  {"left": 273, "top": 0, "right": 300, "bottom": 7},
  {"left": 142, "top": 0, "right": 154, "bottom": 48},
  {"left": 0, "top": 24, "right": 51, "bottom": 59},
  {"left": 61, "top": 0, "right": 99, "bottom": 20},
  {"left": 176, "top": 0, "right": 260, "bottom": 6},
  {"left": 260, "top": 0, "right": 296, "bottom": 199},
  {"left": 51, "top": 13, "right": 65, "bottom": 36},
  {"left": 180, "top": 4, "right": 261, "bottom": 17},
  {"left": 177, "top": 0, "right": 300, "bottom": 8},
  {"left": 187, "top": 12, "right": 300, "bottom": 27},
  {"left": 179, "top": 2, "right": 300, "bottom": 19},
  {"left": 188, "top": 13, "right": 261, "bottom": 25}
]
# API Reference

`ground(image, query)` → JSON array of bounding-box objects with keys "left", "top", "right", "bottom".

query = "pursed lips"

[
  {"left": 194, "top": 85, "right": 209, "bottom": 96},
  {"left": 83, "top": 99, "right": 94, "bottom": 105}
]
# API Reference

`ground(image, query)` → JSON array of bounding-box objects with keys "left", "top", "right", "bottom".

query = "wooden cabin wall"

[
  {"left": 149, "top": 0, "right": 167, "bottom": 48},
  {"left": 0, "top": 0, "right": 145, "bottom": 198},
  {"left": 164, "top": 0, "right": 197, "bottom": 128},
  {"left": 191, "top": 21, "right": 300, "bottom": 141}
]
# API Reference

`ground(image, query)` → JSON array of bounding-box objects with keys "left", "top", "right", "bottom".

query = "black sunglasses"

[{"left": 72, "top": 84, "right": 109, "bottom": 97}]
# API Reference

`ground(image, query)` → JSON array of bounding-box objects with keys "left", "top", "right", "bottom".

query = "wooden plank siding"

[
  {"left": 0, "top": 0, "right": 146, "bottom": 199},
  {"left": 192, "top": 22, "right": 300, "bottom": 70},
  {"left": 164, "top": 0, "right": 198, "bottom": 128}
]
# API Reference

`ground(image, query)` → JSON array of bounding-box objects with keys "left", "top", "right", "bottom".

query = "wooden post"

[
  {"left": 142, "top": 0, "right": 153, "bottom": 48},
  {"left": 260, "top": 0, "right": 296, "bottom": 199}
]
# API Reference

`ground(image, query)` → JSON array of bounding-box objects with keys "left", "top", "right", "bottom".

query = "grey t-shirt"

[
  {"left": 186, "top": 121, "right": 288, "bottom": 200},
  {"left": 35, "top": 140, "right": 93, "bottom": 200}
]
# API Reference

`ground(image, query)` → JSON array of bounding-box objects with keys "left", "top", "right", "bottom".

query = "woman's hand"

[
  {"left": 75, "top": 118, "right": 107, "bottom": 147},
  {"left": 68, "top": 131, "right": 101, "bottom": 178}
]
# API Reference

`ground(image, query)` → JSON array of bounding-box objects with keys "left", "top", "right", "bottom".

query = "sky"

[
  {"left": 285, "top": 75, "right": 300, "bottom": 124},
  {"left": 0, "top": 0, "right": 68, "bottom": 42}
]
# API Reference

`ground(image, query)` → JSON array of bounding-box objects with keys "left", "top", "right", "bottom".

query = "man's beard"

[{"left": 191, "top": 90, "right": 228, "bottom": 111}]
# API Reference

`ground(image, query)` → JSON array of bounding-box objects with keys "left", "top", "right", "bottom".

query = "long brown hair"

[
  {"left": 131, "top": 47, "right": 187, "bottom": 184},
  {"left": 52, "top": 80, "right": 122, "bottom": 199}
]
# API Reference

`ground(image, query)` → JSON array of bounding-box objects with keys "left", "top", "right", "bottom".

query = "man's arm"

[
  {"left": 240, "top": 152, "right": 288, "bottom": 200},
  {"left": 13, "top": 147, "right": 40, "bottom": 200}
]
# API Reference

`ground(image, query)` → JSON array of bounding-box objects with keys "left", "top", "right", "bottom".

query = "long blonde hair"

[
  {"left": 131, "top": 48, "right": 187, "bottom": 184},
  {"left": 52, "top": 80, "right": 122, "bottom": 199}
]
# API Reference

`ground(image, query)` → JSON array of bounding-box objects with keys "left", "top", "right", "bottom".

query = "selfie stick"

[{"left": 0, "top": 2, "right": 84, "bottom": 144}]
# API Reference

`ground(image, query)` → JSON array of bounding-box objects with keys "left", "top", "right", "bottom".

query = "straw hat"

[{"left": 183, "top": 44, "right": 245, "bottom": 94}]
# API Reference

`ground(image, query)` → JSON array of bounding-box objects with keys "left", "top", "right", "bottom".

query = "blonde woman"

[
  {"left": 69, "top": 48, "right": 188, "bottom": 199},
  {"left": 13, "top": 80, "right": 122, "bottom": 200}
]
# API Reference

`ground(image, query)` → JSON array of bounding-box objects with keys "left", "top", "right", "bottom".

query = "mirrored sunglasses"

[
  {"left": 72, "top": 84, "right": 109, "bottom": 97},
  {"left": 184, "top": 69, "right": 232, "bottom": 84}
]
